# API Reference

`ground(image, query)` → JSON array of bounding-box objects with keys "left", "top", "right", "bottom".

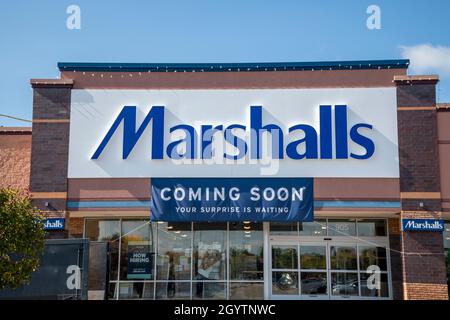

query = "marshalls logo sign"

[{"left": 68, "top": 88, "right": 399, "bottom": 178}]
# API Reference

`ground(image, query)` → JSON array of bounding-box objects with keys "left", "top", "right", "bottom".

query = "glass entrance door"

[
  {"left": 270, "top": 241, "right": 328, "bottom": 299},
  {"left": 298, "top": 244, "right": 328, "bottom": 298},
  {"left": 270, "top": 241, "right": 380, "bottom": 299}
]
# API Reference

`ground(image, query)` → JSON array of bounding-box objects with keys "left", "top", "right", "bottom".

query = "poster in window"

[
  {"left": 127, "top": 240, "right": 152, "bottom": 280},
  {"left": 197, "top": 242, "right": 223, "bottom": 280}
]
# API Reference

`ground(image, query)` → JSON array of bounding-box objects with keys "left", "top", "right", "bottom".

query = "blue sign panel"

[
  {"left": 402, "top": 219, "right": 444, "bottom": 232},
  {"left": 150, "top": 178, "right": 313, "bottom": 222},
  {"left": 43, "top": 218, "right": 65, "bottom": 230}
]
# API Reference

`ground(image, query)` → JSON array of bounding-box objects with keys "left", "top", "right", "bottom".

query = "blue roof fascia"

[{"left": 58, "top": 59, "right": 410, "bottom": 73}]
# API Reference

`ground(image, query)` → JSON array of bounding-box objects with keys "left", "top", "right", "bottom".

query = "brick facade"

[
  {"left": 0, "top": 128, "right": 31, "bottom": 191},
  {"left": 29, "top": 81, "right": 73, "bottom": 236},
  {"left": 67, "top": 217, "right": 84, "bottom": 238},
  {"left": 395, "top": 76, "right": 449, "bottom": 300}
]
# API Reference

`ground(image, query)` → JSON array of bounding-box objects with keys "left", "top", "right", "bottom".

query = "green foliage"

[{"left": 0, "top": 188, "right": 45, "bottom": 289}]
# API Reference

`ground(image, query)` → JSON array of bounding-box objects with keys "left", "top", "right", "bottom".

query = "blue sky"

[{"left": 1, "top": 0, "right": 450, "bottom": 126}]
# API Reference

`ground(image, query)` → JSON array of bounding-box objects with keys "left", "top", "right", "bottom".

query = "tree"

[{"left": 0, "top": 188, "right": 45, "bottom": 289}]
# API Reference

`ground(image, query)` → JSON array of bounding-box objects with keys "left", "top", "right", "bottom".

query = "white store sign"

[{"left": 68, "top": 88, "right": 399, "bottom": 178}]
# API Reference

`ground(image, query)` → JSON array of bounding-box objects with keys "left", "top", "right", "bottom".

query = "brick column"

[
  {"left": 395, "top": 75, "right": 448, "bottom": 300},
  {"left": 30, "top": 79, "right": 74, "bottom": 238},
  {"left": 388, "top": 217, "right": 403, "bottom": 299}
]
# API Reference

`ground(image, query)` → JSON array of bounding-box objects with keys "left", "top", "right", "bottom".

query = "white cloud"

[{"left": 400, "top": 44, "right": 450, "bottom": 77}]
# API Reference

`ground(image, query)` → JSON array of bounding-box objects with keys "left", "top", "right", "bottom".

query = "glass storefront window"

[
  {"left": 108, "top": 282, "right": 117, "bottom": 300},
  {"left": 360, "top": 273, "right": 389, "bottom": 297},
  {"left": 156, "top": 222, "right": 192, "bottom": 281},
  {"left": 272, "top": 245, "right": 298, "bottom": 269},
  {"left": 85, "top": 220, "right": 120, "bottom": 241},
  {"left": 85, "top": 219, "right": 120, "bottom": 281},
  {"left": 229, "top": 282, "right": 264, "bottom": 299},
  {"left": 358, "top": 246, "right": 387, "bottom": 271},
  {"left": 330, "top": 246, "right": 358, "bottom": 270},
  {"left": 357, "top": 219, "right": 387, "bottom": 237},
  {"left": 328, "top": 219, "right": 356, "bottom": 237},
  {"left": 192, "top": 282, "right": 226, "bottom": 299},
  {"left": 272, "top": 271, "right": 298, "bottom": 295},
  {"left": 87, "top": 218, "right": 391, "bottom": 300},
  {"left": 300, "top": 272, "right": 327, "bottom": 295},
  {"left": 193, "top": 222, "right": 226, "bottom": 281},
  {"left": 300, "top": 245, "right": 326, "bottom": 270},
  {"left": 229, "top": 222, "right": 264, "bottom": 280},
  {"left": 120, "top": 220, "right": 154, "bottom": 280},
  {"left": 331, "top": 273, "right": 359, "bottom": 296},
  {"left": 270, "top": 222, "right": 298, "bottom": 235},
  {"left": 299, "top": 220, "right": 327, "bottom": 236},
  {"left": 155, "top": 282, "right": 191, "bottom": 299},
  {"left": 118, "top": 282, "right": 154, "bottom": 299}
]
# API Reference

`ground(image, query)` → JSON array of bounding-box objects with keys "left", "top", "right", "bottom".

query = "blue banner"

[
  {"left": 150, "top": 178, "right": 313, "bottom": 222},
  {"left": 402, "top": 219, "right": 445, "bottom": 232}
]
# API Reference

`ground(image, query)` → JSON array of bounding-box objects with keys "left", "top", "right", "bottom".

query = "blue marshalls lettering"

[{"left": 92, "top": 105, "right": 375, "bottom": 161}]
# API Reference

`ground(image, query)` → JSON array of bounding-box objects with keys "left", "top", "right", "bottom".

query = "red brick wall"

[
  {"left": 30, "top": 83, "right": 73, "bottom": 238},
  {"left": 0, "top": 130, "right": 32, "bottom": 191},
  {"left": 67, "top": 217, "right": 84, "bottom": 238},
  {"left": 396, "top": 78, "right": 449, "bottom": 300}
]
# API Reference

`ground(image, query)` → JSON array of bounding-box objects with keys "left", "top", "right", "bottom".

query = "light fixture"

[
  {"left": 244, "top": 225, "right": 251, "bottom": 230},
  {"left": 166, "top": 225, "right": 173, "bottom": 230},
  {"left": 174, "top": 231, "right": 181, "bottom": 234}
]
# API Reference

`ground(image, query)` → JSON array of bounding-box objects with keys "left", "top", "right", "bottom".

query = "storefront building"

[{"left": 28, "top": 60, "right": 450, "bottom": 300}]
